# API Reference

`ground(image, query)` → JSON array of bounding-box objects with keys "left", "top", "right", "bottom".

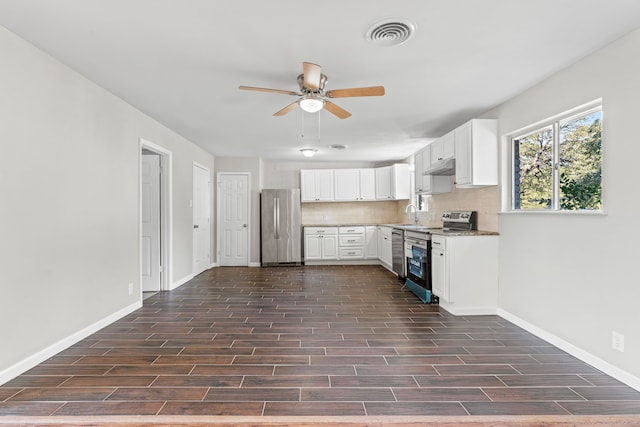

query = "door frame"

[
  {"left": 216, "top": 172, "right": 252, "bottom": 267},
  {"left": 139, "top": 138, "right": 172, "bottom": 294},
  {"left": 192, "top": 161, "right": 212, "bottom": 275}
]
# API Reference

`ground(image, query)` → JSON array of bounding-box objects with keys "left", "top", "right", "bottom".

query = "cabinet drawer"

[
  {"left": 431, "top": 235, "right": 446, "bottom": 250},
  {"left": 379, "top": 226, "right": 392, "bottom": 237},
  {"left": 304, "top": 227, "right": 338, "bottom": 235},
  {"left": 339, "top": 234, "right": 364, "bottom": 246},
  {"left": 339, "top": 247, "right": 364, "bottom": 259},
  {"left": 339, "top": 226, "right": 365, "bottom": 234}
]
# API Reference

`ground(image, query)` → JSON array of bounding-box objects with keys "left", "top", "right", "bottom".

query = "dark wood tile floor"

[{"left": 2, "top": 265, "right": 640, "bottom": 419}]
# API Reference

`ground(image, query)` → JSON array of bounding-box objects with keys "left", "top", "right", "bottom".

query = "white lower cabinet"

[
  {"left": 338, "top": 226, "right": 365, "bottom": 260},
  {"left": 431, "top": 234, "right": 498, "bottom": 315},
  {"left": 378, "top": 226, "right": 393, "bottom": 271},
  {"left": 304, "top": 227, "right": 338, "bottom": 261},
  {"left": 364, "top": 226, "right": 378, "bottom": 259}
]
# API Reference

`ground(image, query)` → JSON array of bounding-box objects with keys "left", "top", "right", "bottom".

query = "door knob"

[
  {"left": 193, "top": 224, "right": 199, "bottom": 229},
  {"left": 243, "top": 224, "right": 247, "bottom": 228}
]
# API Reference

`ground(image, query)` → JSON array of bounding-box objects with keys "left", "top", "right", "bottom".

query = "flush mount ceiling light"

[
  {"left": 298, "top": 95, "right": 325, "bottom": 113},
  {"left": 366, "top": 18, "right": 416, "bottom": 47},
  {"left": 300, "top": 148, "right": 318, "bottom": 157}
]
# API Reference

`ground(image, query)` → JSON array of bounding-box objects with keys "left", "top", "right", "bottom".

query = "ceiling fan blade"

[
  {"left": 326, "top": 86, "right": 385, "bottom": 98},
  {"left": 239, "top": 86, "right": 299, "bottom": 96},
  {"left": 273, "top": 101, "right": 299, "bottom": 117},
  {"left": 303, "top": 62, "right": 322, "bottom": 91},
  {"left": 324, "top": 101, "right": 352, "bottom": 119}
]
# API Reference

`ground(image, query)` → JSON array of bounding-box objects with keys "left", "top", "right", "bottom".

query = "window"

[{"left": 512, "top": 104, "right": 602, "bottom": 211}]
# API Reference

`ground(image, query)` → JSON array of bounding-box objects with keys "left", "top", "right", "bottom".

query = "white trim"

[
  {"left": 498, "top": 308, "right": 640, "bottom": 392},
  {"left": 139, "top": 138, "right": 173, "bottom": 293},
  {"left": 248, "top": 262, "right": 261, "bottom": 267},
  {"left": 170, "top": 273, "right": 195, "bottom": 291},
  {"left": 0, "top": 301, "right": 142, "bottom": 386}
]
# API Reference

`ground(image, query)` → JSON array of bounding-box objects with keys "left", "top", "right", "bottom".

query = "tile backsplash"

[
  {"left": 302, "top": 200, "right": 407, "bottom": 225},
  {"left": 418, "top": 184, "right": 499, "bottom": 232},
  {"left": 301, "top": 183, "right": 499, "bottom": 232}
]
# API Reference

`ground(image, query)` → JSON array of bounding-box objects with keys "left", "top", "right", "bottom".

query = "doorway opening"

[{"left": 140, "top": 138, "right": 172, "bottom": 295}]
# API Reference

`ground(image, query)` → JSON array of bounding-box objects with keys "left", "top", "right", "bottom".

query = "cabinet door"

[
  {"left": 316, "top": 170, "right": 335, "bottom": 201},
  {"left": 333, "top": 169, "right": 359, "bottom": 201},
  {"left": 422, "top": 145, "right": 432, "bottom": 171},
  {"left": 321, "top": 234, "right": 339, "bottom": 259},
  {"left": 304, "top": 235, "right": 323, "bottom": 260},
  {"left": 300, "top": 170, "right": 318, "bottom": 202},
  {"left": 364, "top": 226, "right": 378, "bottom": 259},
  {"left": 431, "top": 247, "right": 447, "bottom": 301},
  {"left": 442, "top": 131, "right": 455, "bottom": 159},
  {"left": 359, "top": 169, "right": 376, "bottom": 200},
  {"left": 375, "top": 166, "right": 392, "bottom": 199},
  {"left": 391, "top": 163, "right": 410, "bottom": 200},
  {"left": 431, "top": 131, "right": 454, "bottom": 164},
  {"left": 454, "top": 121, "right": 472, "bottom": 186},
  {"left": 422, "top": 173, "right": 433, "bottom": 193},
  {"left": 381, "top": 234, "right": 392, "bottom": 266}
]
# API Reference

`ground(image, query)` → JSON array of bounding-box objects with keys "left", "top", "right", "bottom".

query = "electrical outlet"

[
  {"left": 611, "top": 331, "right": 625, "bottom": 352},
  {"left": 128, "top": 283, "right": 134, "bottom": 296}
]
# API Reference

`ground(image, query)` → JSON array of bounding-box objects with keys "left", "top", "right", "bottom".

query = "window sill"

[{"left": 499, "top": 210, "right": 608, "bottom": 216}]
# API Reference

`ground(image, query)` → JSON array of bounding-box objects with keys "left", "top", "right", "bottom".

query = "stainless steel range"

[
  {"left": 403, "top": 211, "right": 478, "bottom": 303},
  {"left": 442, "top": 211, "right": 477, "bottom": 232}
]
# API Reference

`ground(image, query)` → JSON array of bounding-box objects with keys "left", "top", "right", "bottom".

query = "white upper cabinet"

[
  {"left": 359, "top": 168, "right": 376, "bottom": 200},
  {"left": 375, "top": 166, "right": 392, "bottom": 199},
  {"left": 415, "top": 145, "right": 452, "bottom": 195},
  {"left": 334, "top": 168, "right": 376, "bottom": 201},
  {"left": 375, "top": 164, "right": 410, "bottom": 200},
  {"left": 454, "top": 119, "right": 498, "bottom": 188},
  {"left": 300, "top": 169, "right": 334, "bottom": 202},
  {"left": 430, "top": 130, "right": 455, "bottom": 164}
]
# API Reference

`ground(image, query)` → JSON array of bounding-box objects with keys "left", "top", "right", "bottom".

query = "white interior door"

[
  {"left": 218, "top": 173, "right": 249, "bottom": 266},
  {"left": 193, "top": 163, "right": 211, "bottom": 275},
  {"left": 141, "top": 154, "right": 161, "bottom": 292}
]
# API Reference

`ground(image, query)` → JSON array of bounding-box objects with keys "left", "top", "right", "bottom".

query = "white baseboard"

[
  {"left": 439, "top": 301, "right": 497, "bottom": 316},
  {"left": 170, "top": 273, "right": 194, "bottom": 290},
  {"left": 248, "top": 262, "right": 261, "bottom": 267},
  {"left": 0, "top": 300, "right": 142, "bottom": 386},
  {"left": 497, "top": 308, "right": 640, "bottom": 392}
]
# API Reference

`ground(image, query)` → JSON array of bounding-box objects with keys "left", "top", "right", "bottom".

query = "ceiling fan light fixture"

[
  {"left": 299, "top": 95, "right": 325, "bottom": 113},
  {"left": 300, "top": 148, "right": 318, "bottom": 157}
]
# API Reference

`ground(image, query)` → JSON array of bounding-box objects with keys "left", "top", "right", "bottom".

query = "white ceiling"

[{"left": 1, "top": 0, "right": 640, "bottom": 162}]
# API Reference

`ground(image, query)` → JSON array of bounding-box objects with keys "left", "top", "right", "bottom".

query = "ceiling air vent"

[{"left": 366, "top": 18, "right": 416, "bottom": 47}]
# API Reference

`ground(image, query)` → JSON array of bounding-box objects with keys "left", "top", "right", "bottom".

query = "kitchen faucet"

[{"left": 404, "top": 203, "right": 419, "bottom": 225}]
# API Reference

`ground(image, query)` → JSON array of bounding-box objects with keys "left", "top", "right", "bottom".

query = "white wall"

[
  {"left": 487, "top": 28, "right": 640, "bottom": 385},
  {"left": 0, "top": 25, "right": 213, "bottom": 380}
]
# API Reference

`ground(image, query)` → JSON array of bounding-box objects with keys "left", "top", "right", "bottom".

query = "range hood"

[{"left": 423, "top": 158, "right": 455, "bottom": 176}]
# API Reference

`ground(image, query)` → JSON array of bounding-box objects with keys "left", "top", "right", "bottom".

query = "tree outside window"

[{"left": 512, "top": 106, "right": 602, "bottom": 211}]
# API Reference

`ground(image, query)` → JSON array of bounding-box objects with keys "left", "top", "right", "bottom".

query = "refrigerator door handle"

[{"left": 274, "top": 196, "right": 280, "bottom": 239}]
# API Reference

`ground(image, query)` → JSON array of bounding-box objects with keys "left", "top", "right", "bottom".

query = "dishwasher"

[{"left": 391, "top": 228, "right": 406, "bottom": 279}]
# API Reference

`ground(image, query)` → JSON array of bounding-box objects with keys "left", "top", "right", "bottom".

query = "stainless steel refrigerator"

[{"left": 260, "top": 189, "right": 302, "bottom": 266}]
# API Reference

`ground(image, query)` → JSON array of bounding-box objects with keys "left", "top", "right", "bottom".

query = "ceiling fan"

[{"left": 239, "top": 62, "right": 385, "bottom": 119}]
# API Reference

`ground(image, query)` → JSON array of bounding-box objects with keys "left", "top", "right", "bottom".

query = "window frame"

[{"left": 508, "top": 101, "right": 603, "bottom": 213}]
